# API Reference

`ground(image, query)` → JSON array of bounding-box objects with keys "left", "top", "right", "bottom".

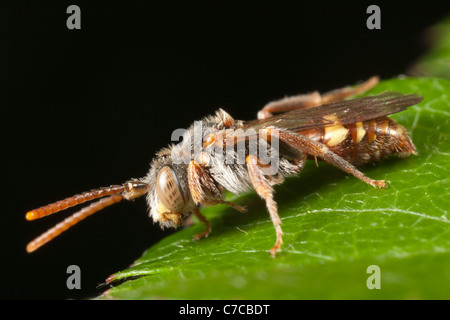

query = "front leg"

[
  {"left": 188, "top": 160, "right": 245, "bottom": 240},
  {"left": 192, "top": 207, "right": 211, "bottom": 241}
]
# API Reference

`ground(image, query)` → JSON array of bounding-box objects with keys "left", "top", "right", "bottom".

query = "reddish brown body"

[
  {"left": 300, "top": 116, "right": 416, "bottom": 166},
  {"left": 25, "top": 76, "right": 422, "bottom": 257}
]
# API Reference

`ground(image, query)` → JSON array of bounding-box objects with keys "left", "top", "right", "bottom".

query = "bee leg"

[
  {"left": 257, "top": 76, "right": 379, "bottom": 119},
  {"left": 258, "top": 91, "right": 322, "bottom": 119},
  {"left": 246, "top": 155, "right": 283, "bottom": 257},
  {"left": 188, "top": 160, "right": 246, "bottom": 211},
  {"left": 201, "top": 199, "right": 247, "bottom": 213},
  {"left": 188, "top": 160, "right": 246, "bottom": 240},
  {"left": 188, "top": 160, "right": 222, "bottom": 204},
  {"left": 320, "top": 76, "right": 379, "bottom": 104},
  {"left": 193, "top": 207, "right": 211, "bottom": 241},
  {"left": 267, "top": 129, "right": 386, "bottom": 188}
]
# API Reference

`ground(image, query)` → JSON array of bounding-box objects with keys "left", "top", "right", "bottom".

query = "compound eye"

[{"left": 156, "top": 166, "right": 185, "bottom": 213}]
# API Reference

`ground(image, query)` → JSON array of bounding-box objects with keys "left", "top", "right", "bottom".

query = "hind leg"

[
  {"left": 257, "top": 76, "right": 379, "bottom": 119},
  {"left": 263, "top": 128, "right": 387, "bottom": 188}
]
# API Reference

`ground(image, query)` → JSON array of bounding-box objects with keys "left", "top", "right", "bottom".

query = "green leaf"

[
  {"left": 408, "top": 15, "right": 450, "bottom": 79},
  {"left": 100, "top": 77, "right": 450, "bottom": 300}
]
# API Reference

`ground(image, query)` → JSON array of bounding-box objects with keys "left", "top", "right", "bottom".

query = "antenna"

[{"left": 26, "top": 181, "right": 149, "bottom": 252}]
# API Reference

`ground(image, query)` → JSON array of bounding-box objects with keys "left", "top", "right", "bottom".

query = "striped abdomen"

[{"left": 299, "top": 116, "right": 416, "bottom": 165}]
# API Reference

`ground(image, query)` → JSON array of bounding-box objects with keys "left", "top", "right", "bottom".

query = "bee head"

[{"left": 144, "top": 148, "right": 193, "bottom": 229}]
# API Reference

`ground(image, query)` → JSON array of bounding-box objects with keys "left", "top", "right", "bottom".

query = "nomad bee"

[{"left": 26, "top": 76, "right": 422, "bottom": 256}]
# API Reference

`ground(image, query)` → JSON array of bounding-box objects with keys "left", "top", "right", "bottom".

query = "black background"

[{"left": 1, "top": 1, "right": 449, "bottom": 300}]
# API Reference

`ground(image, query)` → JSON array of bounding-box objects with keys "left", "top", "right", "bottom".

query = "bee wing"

[{"left": 243, "top": 91, "right": 423, "bottom": 132}]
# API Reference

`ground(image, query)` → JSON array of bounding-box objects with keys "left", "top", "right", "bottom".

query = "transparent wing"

[{"left": 242, "top": 91, "right": 423, "bottom": 132}]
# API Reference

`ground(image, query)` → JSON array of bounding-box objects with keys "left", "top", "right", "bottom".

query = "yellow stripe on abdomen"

[
  {"left": 355, "top": 121, "right": 366, "bottom": 143},
  {"left": 324, "top": 124, "right": 349, "bottom": 147}
]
